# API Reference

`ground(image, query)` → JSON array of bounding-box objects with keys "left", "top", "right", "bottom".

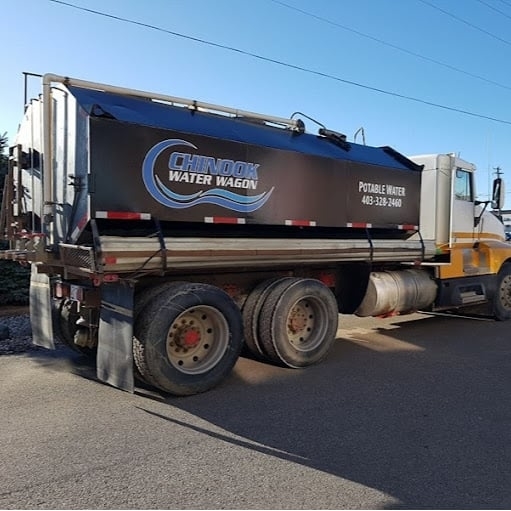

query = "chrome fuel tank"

[{"left": 355, "top": 269, "right": 437, "bottom": 317}]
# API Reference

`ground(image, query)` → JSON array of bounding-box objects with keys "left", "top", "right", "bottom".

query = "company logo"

[{"left": 142, "top": 139, "right": 274, "bottom": 212}]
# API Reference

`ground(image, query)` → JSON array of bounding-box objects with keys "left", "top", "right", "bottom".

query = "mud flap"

[
  {"left": 29, "top": 265, "right": 55, "bottom": 349},
  {"left": 97, "top": 281, "right": 134, "bottom": 392}
]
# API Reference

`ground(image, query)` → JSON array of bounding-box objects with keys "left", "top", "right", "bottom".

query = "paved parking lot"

[{"left": 1, "top": 312, "right": 511, "bottom": 509}]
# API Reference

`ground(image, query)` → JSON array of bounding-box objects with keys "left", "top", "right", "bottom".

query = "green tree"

[
  {"left": 0, "top": 132, "right": 8, "bottom": 210},
  {"left": 0, "top": 132, "right": 29, "bottom": 305},
  {"left": 0, "top": 132, "right": 7, "bottom": 175},
  {"left": 0, "top": 132, "right": 8, "bottom": 231}
]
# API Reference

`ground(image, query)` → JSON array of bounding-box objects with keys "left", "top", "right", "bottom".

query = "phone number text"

[{"left": 361, "top": 195, "right": 403, "bottom": 207}]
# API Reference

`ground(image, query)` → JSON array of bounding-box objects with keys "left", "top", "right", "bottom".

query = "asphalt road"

[{"left": 1, "top": 312, "right": 511, "bottom": 509}]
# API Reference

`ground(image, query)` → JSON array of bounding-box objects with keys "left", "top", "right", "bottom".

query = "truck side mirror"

[{"left": 492, "top": 177, "right": 505, "bottom": 210}]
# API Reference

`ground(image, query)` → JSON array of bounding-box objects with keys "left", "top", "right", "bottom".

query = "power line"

[
  {"left": 418, "top": 0, "right": 511, "bottom": 47},
  {"left": 272, "top": 0, "right": 511, "bottom": 92},
  {"left": 48, "top": 0, "right": 511, "bottom": 126},
  {"left": 496, "top": 0, "right": 511, "bottom": 8},
  {"left": 476, "top": 0, "right": 511, "bottom": 21}
]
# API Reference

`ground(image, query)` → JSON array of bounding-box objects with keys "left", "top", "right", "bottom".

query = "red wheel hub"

[
  {"left": 183, "top": 329, "right": 201, "bottom": 347},
  {"left": 288, "top": 307, "right": 307, "bottom": 334}
]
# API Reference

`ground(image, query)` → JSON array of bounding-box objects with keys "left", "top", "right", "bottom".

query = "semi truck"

[{"left": 2, "top": 73, "right": 510, "bottom": 396}]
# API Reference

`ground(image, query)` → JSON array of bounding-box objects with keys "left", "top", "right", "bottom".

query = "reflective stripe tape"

[
  {"left": 70, "top": 226, "right": 81, "bottom": 240},
  {"left": 285, "top": 220, "right": 317, "bottom": 227},
  {"left": 71, "top": 214, "right": 89, "bottom": 241},
  {"left": 95, "top": 211, "right": 151, "bottom": 220},
  {"left": 347, "top": 222, "right": 372, "bottom": 228},
  {"left": 398, "top": 224, "right": 418, "bottom": 230},
  {"left": 204, "top": 217, "right": 246, "bottom": 224}
]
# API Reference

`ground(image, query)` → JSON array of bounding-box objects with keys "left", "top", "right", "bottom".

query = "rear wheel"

[
  {"left": 133, "top": 281, "right": 187, "bottom": 386},
  {"left": 134, "top": 283, "right": 243, "bottom": 395},
  {"left": 494, "top": 263, "right": 511, "bottom": 320},
  {"left": 54, "top": 299, "right": 79, "bottom": 348},
  {"left": 242, "top": 277, "right": 293, "bottom": 359},
  {"left": 258, "top": 278, "right": 339, "bottom": 368},
  {"left": 53, "top": 298, "right": 96, "bottom": 357},
  {"left": 134, "top": 281, "right": 187, "bottom": 318}
]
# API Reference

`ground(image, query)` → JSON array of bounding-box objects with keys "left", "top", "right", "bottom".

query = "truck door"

[
  {"left": 449, "top": 167, "right": 490, "bottom": 276},
  {"left": 452, "top": 167, "right": 475, "bottom": 240}
]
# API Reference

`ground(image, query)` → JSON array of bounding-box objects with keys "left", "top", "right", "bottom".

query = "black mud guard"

[
  {"left": 97, "top": 281, "right": 135, "bottom": 392},
  {"left": 30, "top": 265, "right": 55, "bottom": 349}
]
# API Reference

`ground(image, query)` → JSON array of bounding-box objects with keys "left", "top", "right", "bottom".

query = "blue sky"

[{"left": 2, "top": 0, "right": 511, "bottom": 202}]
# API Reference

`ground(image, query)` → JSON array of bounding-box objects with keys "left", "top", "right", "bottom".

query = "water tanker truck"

[{"left": 2, "top": 73, "right": 511, "bottom": 395}]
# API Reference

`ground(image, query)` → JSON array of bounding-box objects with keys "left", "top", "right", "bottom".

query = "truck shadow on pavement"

[
  {"left": 20, "top": 312, "right": 511, "bottom": 508},
  {"left": 138, "top": 313, "right": 511, "bottom": 509}
]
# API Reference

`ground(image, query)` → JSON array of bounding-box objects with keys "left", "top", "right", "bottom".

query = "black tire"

[
  {"left": 55, "top": 298, "right": 78, "bottom": 347},
  {"left": 242, "top": 277, "right": 294, "bottom": 359},
  {"left": 133, "top": 281, "right": 187, "bottom": 386},
  {"left": 134, "top": 283, "right": 243, "bottom": 396},
  {"left": 134, "top": 281, "right": 187, "bottom": 318},
  {"left": 493, "top": 263, "right": 511, "bottom": 320},
  {"left": 258, "top": 278, "right": 339, "bottom": 368},
  {"left": 52, "top": 298, "right": 96, "bottom": 357}
]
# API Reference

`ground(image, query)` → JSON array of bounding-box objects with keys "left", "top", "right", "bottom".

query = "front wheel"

[
  {"left": 493, "top": 263, "right": 511, "bottom": 320},
  {"left": 134, "top": 283, "right": 243, "bottom": 395}
]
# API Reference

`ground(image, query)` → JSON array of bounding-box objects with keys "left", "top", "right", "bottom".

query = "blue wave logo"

[{"left": 142, "top": 139, "right": 273, "bottom": 212}]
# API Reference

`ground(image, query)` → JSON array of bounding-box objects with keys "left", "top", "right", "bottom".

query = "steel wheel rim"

[
  {"left": 499, "top": 274, "right": 511, "bottom": 311},
  {"left": 285, "top": 296, "right": 328, "bottom": 352},
  {"left": 166, "top": 305, "right": 229, "bottom": 374}
]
